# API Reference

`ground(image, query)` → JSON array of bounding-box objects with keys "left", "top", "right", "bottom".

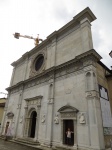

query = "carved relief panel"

[{"left": 24, "top": 95, "right": 43, "bottom": 108}]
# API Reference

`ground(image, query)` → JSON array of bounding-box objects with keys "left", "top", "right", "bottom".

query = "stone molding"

[
  {"left": 58, "top": 105, "right": 79, "bottom": 120},
  {"left": 24, "top": 95, "right": 43, "bottom": 107},
  {"left": 58, "top": 105, "right": 78, "bottom": 146},
  {"left": 6, "top": 49, "right": 101, "bottom": 94},
  {"left": 61, "top": 112, "right": 76, "bottom": 119},
  {"left": 58, "top": 105, "right": 79, "bottom": 113},
  {"left": 29, "top": 49, "right": 47, "bottom": 78},
  {"left": 11, "top": 8, "right": 96, "bottom": 68}
]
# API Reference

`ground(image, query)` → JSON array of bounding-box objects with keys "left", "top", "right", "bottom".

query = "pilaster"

[
  {"left": 35, "top": 106, "right": 41, "bottom": 141},
  {"left": 44, "top": 76, "right": 54, "bottom": 147},
  {"left": 85, "top": 68, "right": 105, "bottom": 149},
  {"left": 80, "top": 17, "right": 93, "bottom": 52},
  {"left": 14, "top": 89, "right": 23, "bottom": 137},
  {"left": 50, "top": 37, "right": 57, "bottom": 68}
]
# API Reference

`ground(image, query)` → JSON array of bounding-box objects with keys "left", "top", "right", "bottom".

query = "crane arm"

[
  {"left": 19, "top": 35, "right": 35, "bottom": 39},
  {"left": 13, "top": 32, "right": 43, "bottom": 46},
  {"left": 13, "top": 32, "right": 35, "bottom": 40}
]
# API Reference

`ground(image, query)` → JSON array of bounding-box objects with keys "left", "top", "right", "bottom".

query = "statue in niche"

[
  {"left": 54, "top": 115, "right": 59, "bottom": 124},
  {"left": 79, "top": 113, "right": 86, "bottom": 124},
  {"left": 41, "top": 115, "right": 45, "bottom": 123}
]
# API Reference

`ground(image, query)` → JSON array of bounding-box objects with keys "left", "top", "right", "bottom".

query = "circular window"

[{"left": 35, "top": 54, "right": 44, "bottom": 71}]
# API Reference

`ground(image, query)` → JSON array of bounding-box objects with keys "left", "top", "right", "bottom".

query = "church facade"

[{"left": 1, "top": 8, "right": 112, "bottom": 150}]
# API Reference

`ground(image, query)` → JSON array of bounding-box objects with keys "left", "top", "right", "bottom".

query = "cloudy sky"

[{"left": 0, "top": 0, "right": 112, "bottom": 96}]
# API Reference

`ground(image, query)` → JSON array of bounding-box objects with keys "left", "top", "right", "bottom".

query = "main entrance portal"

[
  {"left": 63, "top": 120, "right": 74, "bottom": 146},
  {"left": 29, "top": 111, "right": 37, "bottom": 138}
]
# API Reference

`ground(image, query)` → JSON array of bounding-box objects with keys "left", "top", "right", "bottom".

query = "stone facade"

[{"left": 1, "top": 7, "right": 112, "bottom": 150}]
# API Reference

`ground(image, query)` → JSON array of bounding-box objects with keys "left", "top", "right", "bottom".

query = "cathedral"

[{"left": 1, "top": 7, "right": 112, "bottom": 150}]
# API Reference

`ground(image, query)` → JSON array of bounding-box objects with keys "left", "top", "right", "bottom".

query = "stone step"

[
  {"left": 54, "top": 146, "right": 73, "bottom": 150},
  {"left": 13, "top": 140, "right": 54, "bottom": 150},
  {"left": 14, "top": 137, "right": 40, "bottom": 145},
  {"left": 0, "top": 135, "right": 5, "bottom": 139}
]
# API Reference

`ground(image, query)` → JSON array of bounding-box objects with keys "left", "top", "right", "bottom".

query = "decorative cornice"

[
  {"left": 76, "top": 49, "right": 102, "bottom": 60},
  {"left": 73, "top": 7, "right": 96, "bottom": 22},
  {"left": 58, "top": 105, "right": 79, "bottom": 113},
  {"left": 6, "top": 49, "right": 101, "bottom": 93},
  {"left": 11, "top": 52, "right": 29, "bottom": 67},
  {"left": 24, "top": 95, "right": 43, "bottom": 101},
  {"left": 10, "top": 7, "right": 96, "bottom": 67}
]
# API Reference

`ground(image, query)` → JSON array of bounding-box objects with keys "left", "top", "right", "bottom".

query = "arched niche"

[{"left": 86, "top": 72, "right": 92, "bottom": 91}]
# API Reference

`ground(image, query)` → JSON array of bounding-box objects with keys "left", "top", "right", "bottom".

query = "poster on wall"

[{"left": 99, "top": 85, "right": 112, "bottom": 135}]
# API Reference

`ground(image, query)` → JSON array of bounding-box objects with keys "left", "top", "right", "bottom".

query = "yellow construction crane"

[{"left": 13, "top": 32, "right": 43, "bottom": 46}]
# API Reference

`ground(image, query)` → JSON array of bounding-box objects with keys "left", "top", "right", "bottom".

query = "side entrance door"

[{"left": 63, "top": 120, "right": 74, "bottom": 146}]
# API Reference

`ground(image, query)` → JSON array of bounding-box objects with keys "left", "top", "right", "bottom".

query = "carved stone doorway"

[
  {"left": 63, "top": 120, "right": 74, "bottom": 146},
  {"left": 29, "top": 111, "right": 37, "bottom": 138},
  {"left": 58, "top": 105, "right": 78, "bottom": 147}
]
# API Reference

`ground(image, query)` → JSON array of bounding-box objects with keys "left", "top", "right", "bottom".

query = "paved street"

[
  {"left": 0, "top": 139, "right": 39, "bottom": 150},
  {"left": 0, "top": 138, "right": 111, "bottom": 150}
]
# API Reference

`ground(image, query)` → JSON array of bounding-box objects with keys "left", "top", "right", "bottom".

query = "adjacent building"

[
  {"left": 1, "top": 7, "right": 112, "bottom": 150},
  {"left": 0, "top": 98, "right": 6, "bottom": 125}
]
